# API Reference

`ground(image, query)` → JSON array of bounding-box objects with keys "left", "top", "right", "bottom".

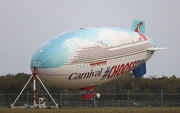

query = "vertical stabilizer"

[
  {"left": 133, "top": 63, "right": 146, "bottom": 78},
  {"left": 131, "top": 19, "right": 145, "bottom": 34}
]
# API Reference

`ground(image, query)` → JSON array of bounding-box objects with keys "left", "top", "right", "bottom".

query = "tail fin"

[
  {"left": 131, "top": 19, "right": 145, "bottom": 34},
  {"left": 133, "top": 62, "right": 146, "bottom": 78}
]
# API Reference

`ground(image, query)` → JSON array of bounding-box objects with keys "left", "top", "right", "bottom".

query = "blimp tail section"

[
  {"left": 131, "top": 19, "right": 145, "bottom": 34},
  {"left": 133, "top": 63, "right": 146, "bottom": 78}
]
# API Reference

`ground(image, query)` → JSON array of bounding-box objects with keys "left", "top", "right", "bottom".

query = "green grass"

[{"left": 1, "top": 107, "right": 180, "bottom": 113}]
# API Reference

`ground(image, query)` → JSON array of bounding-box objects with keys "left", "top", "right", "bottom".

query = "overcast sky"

[{"left": 0, "top": 0, "right": 179, "bottom": 77}]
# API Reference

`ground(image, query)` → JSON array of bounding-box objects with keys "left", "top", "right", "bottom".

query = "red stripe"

[{"left": 90, "top": 61, "right": 107, "bottom": 66}]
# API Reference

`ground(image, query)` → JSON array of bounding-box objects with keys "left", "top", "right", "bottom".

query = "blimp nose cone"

[
  {"left": 32, "top": 61, "right": 42, "bottom": 68},
  {"left": 30, "top": 39, "right": 70, "bottom": 71},
  {"left": 30, "top": 47, "right": 60, "bottom": 69}
]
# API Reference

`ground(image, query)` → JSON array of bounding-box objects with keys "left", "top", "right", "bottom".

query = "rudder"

[
  {"left": 132, "top": 63, "right": 146, "bottom": 78},
  {"left": 131, "top": 19, "right": 145, "bottom": 34}
]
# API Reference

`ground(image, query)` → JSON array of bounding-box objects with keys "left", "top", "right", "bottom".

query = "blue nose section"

[
  {"left": 30, "top": 39, "right": 70, "bottom": 69},
  {"left": 30, "top": 47, "right": 63, "bottom": 69},
  {"left": 32, "top": 60, "right": 43, "bottom": 68}
]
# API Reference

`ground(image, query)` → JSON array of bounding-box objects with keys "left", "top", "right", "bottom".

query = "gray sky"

[{"left": 0, "top": 0, "right": 179, "bottom": 77}]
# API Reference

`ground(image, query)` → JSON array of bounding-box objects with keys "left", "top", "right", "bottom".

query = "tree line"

[{"left": 0, "top": 73, "right": 180, "bottom": 102}]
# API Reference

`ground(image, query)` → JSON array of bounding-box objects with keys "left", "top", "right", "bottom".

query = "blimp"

[{"left": 30, "top": 19, "right": 165, "bottom": 100}]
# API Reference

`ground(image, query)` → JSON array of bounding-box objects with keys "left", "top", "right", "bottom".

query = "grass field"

[{"left": 1, "top": 107, "right": 180, "bottom": 113}]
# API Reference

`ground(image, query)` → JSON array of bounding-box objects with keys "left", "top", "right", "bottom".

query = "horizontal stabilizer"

[
  {"left": 133, "top": 63, "right": 146, "bottom": 78},
  {"left": 147, "top": 47, "right": 167, "bottom": 51}
]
